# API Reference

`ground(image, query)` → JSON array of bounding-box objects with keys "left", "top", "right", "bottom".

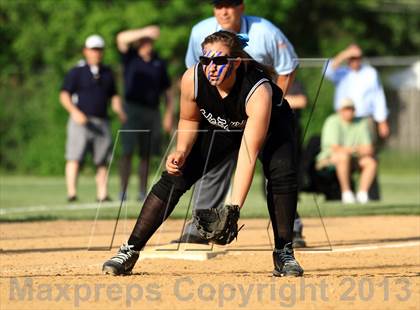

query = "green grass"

[
  {"left": 377, "top": 150, "right": 420, "bottom": 175},
  {"left": 1, "top": 156, "right": 419, "bottom": 221}
]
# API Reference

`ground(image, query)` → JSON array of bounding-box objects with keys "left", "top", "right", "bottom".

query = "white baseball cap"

[
  {"left": 339, "top": 98, "right": 355, "bottom": 110},
  {"left": 85, "top": 35, "right": 105, "bottom": 49}
]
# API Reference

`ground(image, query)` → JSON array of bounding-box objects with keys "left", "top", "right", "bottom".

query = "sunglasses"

[{"left": 199, "top": 56, "right": 231, "bottom": 66}]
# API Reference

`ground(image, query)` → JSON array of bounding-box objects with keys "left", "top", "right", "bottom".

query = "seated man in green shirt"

[{"left": 316, "top": 98, "right": 377, "bottom": 204}]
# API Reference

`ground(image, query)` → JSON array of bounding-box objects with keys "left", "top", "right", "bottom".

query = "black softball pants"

[{"left": 128, "top": 110, "right": 298, "bottom": 251}]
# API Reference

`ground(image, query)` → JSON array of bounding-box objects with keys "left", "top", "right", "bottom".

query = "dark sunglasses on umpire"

[{"left": 199, "top": 56, "right": 230, "bottom": 66}]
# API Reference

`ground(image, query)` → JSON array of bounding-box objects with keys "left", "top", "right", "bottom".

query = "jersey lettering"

[{"left": 200, "top": 109, "right": 246, "bottom": 130}]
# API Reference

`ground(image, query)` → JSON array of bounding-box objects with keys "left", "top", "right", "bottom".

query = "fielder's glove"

[{"left": 193, "top": 204, "right": 242, "bottom": 245}]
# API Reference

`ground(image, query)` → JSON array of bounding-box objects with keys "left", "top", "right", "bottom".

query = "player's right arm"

[
  {"left": 166, "top": 67, "right": 201, "bottom": 175},
  {"left": 116, "top": 25, "right": 160, "bottom": 53}
]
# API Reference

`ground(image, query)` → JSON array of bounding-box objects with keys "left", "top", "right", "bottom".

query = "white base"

[{"left": 139, "top": 243, "right": 227, "bottom": 261}]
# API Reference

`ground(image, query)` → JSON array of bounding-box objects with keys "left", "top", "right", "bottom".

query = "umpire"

[{"left": 60, "top": 34, "right": 126, "bottom": 202}]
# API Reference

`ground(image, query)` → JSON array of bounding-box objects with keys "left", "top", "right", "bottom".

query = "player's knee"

[
  {"left": 267, "top": 166, "right": 297, "bottom": 194},
  {"left": 150, "top": 171, "right": 190, "bottom": 205}
]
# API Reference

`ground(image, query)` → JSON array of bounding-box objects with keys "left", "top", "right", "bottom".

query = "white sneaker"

[
  {"left": 356, "top": 191, "right": 369, "bottom": 204},
  {"left": 342, "top": 191, "right": 356, "bottom": 204}
]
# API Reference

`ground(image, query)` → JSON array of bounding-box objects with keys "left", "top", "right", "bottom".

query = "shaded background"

[{"left": 1, "top": 0, "right": 419, "bottom": 175}]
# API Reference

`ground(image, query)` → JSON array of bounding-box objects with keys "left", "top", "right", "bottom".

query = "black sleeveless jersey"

[{"left": 194, "top": 63, "right": 290, "bottom": 132}]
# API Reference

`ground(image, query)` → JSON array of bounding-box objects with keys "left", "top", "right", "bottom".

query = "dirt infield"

[{"left": 1, "top": 216, "right": 419, "bottom": 310}]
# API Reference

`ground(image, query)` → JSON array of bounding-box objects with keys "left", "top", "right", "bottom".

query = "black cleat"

[
  {"left": 102, "top": 244, "right": 139, "bottom": 276},
  {"left": 97, "top": 196, "right": 113, "bottom": 203},
  {"left": 272, "top": 242, "right": 304, "bottom": 277},
  {"left": 292, "top": 231, "right": 307, "bottom": 248},
  {"left": 67, "top": 196, "right": 78, "bottom": 202}
]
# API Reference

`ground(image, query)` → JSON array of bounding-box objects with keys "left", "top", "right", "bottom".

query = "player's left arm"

[
  {"left": 166, "top": 67, "right": 201, "bottom": 175},
  {"left": 230, "top": 83, "right": 272, "bottom": 207}
]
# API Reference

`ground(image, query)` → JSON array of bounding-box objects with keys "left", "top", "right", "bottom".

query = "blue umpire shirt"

[
  {"left": 185, "top": 16, "right": 298, "bottom": 75},
  {"left": 325, "top": 63, "right": 388, "bottom": 122}
]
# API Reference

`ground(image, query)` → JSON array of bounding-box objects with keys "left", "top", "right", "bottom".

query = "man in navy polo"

[{"left": 60, "top": 34, "right": 126, "bottom": 202}]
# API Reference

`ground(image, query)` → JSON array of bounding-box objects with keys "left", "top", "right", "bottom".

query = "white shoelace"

[
  {"left": 110, "top": 244, "right": 136, "bottom": 264},
  {"left": 274, "top": 243, "right": 298, "bottom": 265}
]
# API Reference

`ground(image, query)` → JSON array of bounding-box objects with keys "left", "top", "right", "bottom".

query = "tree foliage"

[{"left": 1, "top": 0, "right": 419, "bottom": 174}]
